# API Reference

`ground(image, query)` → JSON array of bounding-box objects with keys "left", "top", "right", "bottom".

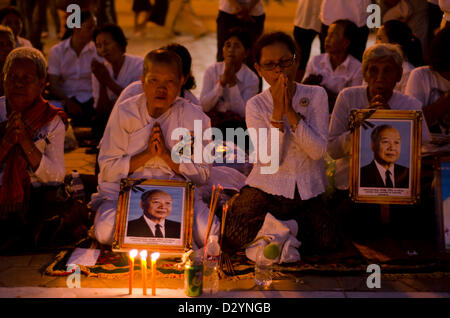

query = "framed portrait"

[
  {"left": 434, "top": 155, "right": 450, "bottom": 252},
  {"left": 349, "top": 109, "right": 422, "bottom": 205},
  {"left": 112, "top": 179, "right": 195, "bottom": 255}
]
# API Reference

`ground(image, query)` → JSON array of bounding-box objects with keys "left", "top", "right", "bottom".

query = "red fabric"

[{"left": 0, "top": 96, "right": 67, "bottom": 214}]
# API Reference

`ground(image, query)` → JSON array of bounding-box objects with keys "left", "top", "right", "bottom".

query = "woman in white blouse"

[
  {"left": 303, "top": 19, "right": 363, "bottom": 113},
  {"left": 90, "top": 49, "right": 218, "bottom": 248},
  {"left": 91, "top": 23, "right": 143, "bottom": 143},
  {"left": 200, "top": 28, "right": 259, "bottom": 133},
  {"left": 222, "top": 32, "right": 336, "bottom": 255},
  {"left": 0, "top": 48, "right": 66, "bottom": 247}
]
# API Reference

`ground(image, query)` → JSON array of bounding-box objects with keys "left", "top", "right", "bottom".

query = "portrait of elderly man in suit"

[
  {"left": 360, "top": 124, "right": 409, "bottom": 188},
  {"left": 127, "top": 189, "right": 181, "bottom": 238}
]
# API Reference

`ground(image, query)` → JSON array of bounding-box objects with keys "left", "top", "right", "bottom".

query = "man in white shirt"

[{"left": 47, "top": 11, "right": 99, "bottom": 127}]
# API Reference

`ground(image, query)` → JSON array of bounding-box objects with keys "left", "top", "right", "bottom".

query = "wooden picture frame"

[
  {"left": 434, "top": 155, "right": 450, "bottom": 252},
  {"left": 349, "top": 109, "right": 422, "bottom": 205},
  {"left": 112, "top": 179, "right": 195, "bottom": 255}
]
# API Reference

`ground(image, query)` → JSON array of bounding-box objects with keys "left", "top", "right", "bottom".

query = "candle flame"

[
  {"left": 140, "top": 250, "right": 148, "bottom": 259},
  {"left": 151, "top": 252, "right": 160, "bottom": 261},
  {"left": 129, "top": 249, "right": 138, "bottom": 258}
]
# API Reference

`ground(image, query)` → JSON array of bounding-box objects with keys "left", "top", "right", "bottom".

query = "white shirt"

[
  {"left": 219, "top": 0, "right": 265, "bottom": 16},
  {"left": 374, "top": 160, "right": 396, "bottom": 187},
  {"left": 16, "top": 37, "right": 32, "bottom": 48},
  {"left": 304, "top": 53, "right": 363, "bottom": 94},
  {"left": 0, "top": 97, "right": 66, "bottom": 187},
  {"left": 320, "top": 0, "right": 372, "bottom": 27},
  {"left": 245, "top": 83, "right": 329, "bottom": 200},
  {"left": 396, "top": 61, "right": 415, "bottom": 94},
  {"left": 294, "top": 0, "right": 323, "bottom": 32},
  {"left": 200, "top": 62, "right": 259, "bottom": 118},
  {"left": 143, "top": 215, "right": 166, "bottom": 238},
  {"left": 328, "top": 86, "right": 432, "bottom": 190},
  {"left": 94, "top": 94, "right": 211, "bottom": 201},
  {"left": 405, "top": 66, "right": 450, "bottom": 107},
  {"left": 91, "top": 54, "right": 144, "bottom": 109},
  {"left": 48, "top": 37, "right": 101, "bottom": 103}
]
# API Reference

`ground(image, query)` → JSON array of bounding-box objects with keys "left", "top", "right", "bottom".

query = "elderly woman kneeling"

[{"left": 0, "top": 48, "right": 66, "bottom": 247}]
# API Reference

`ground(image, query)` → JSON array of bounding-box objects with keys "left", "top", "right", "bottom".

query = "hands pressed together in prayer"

[
  {"left": 129, "top": 122, "right": 180, "bottom": 175},
  {"left": 230, "top": 1, "right": 255, "bottom": 22},
  {"left": 220, "top": 58, "right": 239, "bottom": 87},
  {"left": 1, "top": 111, "right": 42, "bottom": 171},
  {"left": 368, "top": 94, "right": 390, "bottom": 110},
  {"left": 91, "top": 59, "right": 112, "bottom": 84},
  {"left": 270, "top": 73, "right": 300, "bottom": 133}
]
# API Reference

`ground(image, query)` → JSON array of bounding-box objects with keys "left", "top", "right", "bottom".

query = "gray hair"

[
  {"left": 0, "top": 25, "right": 14, "bottom": 48},
  {"left": 3, "top": 47, "right": 47, "bottom": 79},
  {"left": 362, "top": 43, "right": 403, "bottom": 75}
]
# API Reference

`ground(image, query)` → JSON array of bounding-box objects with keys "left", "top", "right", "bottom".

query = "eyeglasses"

[{"left": 259, "top": 54, "right": 296, "bottom": 71}]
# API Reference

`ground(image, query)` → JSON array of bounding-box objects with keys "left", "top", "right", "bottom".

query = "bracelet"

[{"left": 270, "top": 116, "right": 284, "bottom": 124}]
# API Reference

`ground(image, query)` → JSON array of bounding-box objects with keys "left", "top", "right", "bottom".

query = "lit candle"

[
  {"left": 151, "top": 252, "right": 160, "bottom": 296},
  {"left": 140, "top": 250, "right": 148, "bottom": 296},
  {"left": 128, "top": 249, "right": 138, "bottom": 295}
]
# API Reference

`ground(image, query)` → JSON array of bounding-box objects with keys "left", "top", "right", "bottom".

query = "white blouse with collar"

[{"left": 245, "top": 83, "right": 329, "bottom": 200}]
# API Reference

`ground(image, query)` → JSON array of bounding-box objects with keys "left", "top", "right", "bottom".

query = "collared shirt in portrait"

[
  {"left": 143, "top": 215, "right": 166, "bottom": 238},
  {"left": 200, "top": 62, "right": 259, "bottom": 118},
  {"left": 374, "top": 160, "right": 396, "bottom": 187},
  {"left": 245, "top": 83, "right": 329, "bottom": 200},
  {"left": 328, "top": 86, "right": 431, "bottom": 190}
]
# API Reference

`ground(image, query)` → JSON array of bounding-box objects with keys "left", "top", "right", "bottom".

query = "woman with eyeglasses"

[
  {"left": 221, "top": 32, "right": 337, "bottom": 256},
  {"left": 200, "top": 28, "right": 259, "bottom": 133}
]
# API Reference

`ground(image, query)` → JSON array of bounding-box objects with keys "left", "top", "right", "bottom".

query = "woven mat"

[{"left": 44, "top": 237, "right": 450, "bottom": 280}]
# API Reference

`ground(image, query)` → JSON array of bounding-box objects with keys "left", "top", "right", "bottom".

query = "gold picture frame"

[
  {"left": 112, "top": 178, "right": 195, "bottom": 255},
  {"left": 349, "top": 109, "right": 422, "bottom": 205}
]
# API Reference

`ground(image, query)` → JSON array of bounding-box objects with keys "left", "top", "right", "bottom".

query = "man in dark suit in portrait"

[
  {"left": 127, "top": 189, "right": 181, "bottom": 238},
  {"left": 360, "top": 124, "right": 409, "bottom": 188}
]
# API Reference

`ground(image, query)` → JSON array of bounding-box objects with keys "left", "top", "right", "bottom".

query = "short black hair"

[
  {"left": 94, "top": 23, "right": 128, "bottom": 52},
  {"left": 382, "top": 19, "right": 424, "bottom": 67},
  {"left": 143, "top": 49, "right": 183, "bottom": 78},
  {"left": 0, "top": 6, "right": 23, "bottom": 25},
  {"left": 253, "top": 31, "right": 299, "bottom": 65},
  {"left": 224, "top": 27, "right": 252, "bottom": 51},
  {"left": 330, "top": 19, "right": 359, "bottom": 57}
]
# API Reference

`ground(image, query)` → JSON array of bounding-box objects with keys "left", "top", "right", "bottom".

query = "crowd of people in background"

[{"left": 0, "top": 0, "right": 449, "bottom": 255}]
